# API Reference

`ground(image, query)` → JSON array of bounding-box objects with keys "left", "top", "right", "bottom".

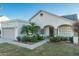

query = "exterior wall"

[
  {"left": 30, "top": 11, "right": 74, "bottom": 37},
  {"left": 16, "top": 22, "right": 29, "bottom": 36},
  {"left": 1, "top": 21, "right": 28, "bottom": 40},
  {"left": 1, "top": 21, "right": 26, "bottom": 28},
  {"left": 30, "top": 11, "right": 73, "bottom": 29}
]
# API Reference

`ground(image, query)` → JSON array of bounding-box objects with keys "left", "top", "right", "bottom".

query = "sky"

[{"left": 0, "top": 3, "right": 79, "bottom": 20}]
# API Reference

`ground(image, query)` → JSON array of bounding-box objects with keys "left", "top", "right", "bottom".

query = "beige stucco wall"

[
  {"left": 30, "top": 11, "right": 74, "bottom": 37},
  {"left": 30, "top": 11, "right": 73, "bottom": 29},
  {"left": 1, "top": 21, "right": 26, "bottom": 28}
]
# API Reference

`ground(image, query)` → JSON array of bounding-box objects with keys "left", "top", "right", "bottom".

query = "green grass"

[{"left": 0, "top": 42, "right": 79, "bottom": 56}]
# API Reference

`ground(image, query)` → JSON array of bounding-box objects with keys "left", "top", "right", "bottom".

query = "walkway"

[
  {"left": 0, "top": 38, "right": 49, "bottom": 50},
  {"left": 0, "top": 38, "right": 6, "bottom": 43}
]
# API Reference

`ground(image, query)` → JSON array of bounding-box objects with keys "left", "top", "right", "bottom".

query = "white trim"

[{"left": 15, "top": 28, "right": 18, "bottom": 40}]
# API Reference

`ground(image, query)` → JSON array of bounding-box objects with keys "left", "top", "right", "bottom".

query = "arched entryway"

[
  {"left": 43, "top": 25, "right": 54, "bottom": 37},
  {"left": 58, "top": 24, "right": 73, "bottom": 37}
]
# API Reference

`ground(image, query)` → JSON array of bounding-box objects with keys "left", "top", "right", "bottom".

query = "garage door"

[{"left": 2, "top": 28, "right": 16, "bottom": 40}]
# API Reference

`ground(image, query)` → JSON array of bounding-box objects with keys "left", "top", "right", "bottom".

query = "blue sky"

[{"left": 0, "top": 3, "right": 79, "bottom": 20}]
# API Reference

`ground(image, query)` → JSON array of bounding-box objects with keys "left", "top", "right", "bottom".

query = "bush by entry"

[
  {"left": 17, "top": 34, "right": 44, "bottom": 42},
  {"left": 49, "top": 36, "right": 73, "bottom": 43}
]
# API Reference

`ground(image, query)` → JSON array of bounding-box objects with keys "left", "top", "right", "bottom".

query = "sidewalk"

[{"left": 0, "top": 38, "right": 49, "bottom": 50}]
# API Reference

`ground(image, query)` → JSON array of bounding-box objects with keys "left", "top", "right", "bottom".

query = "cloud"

[{"left": 0, "top": 16, "right": 10, "bottom": 22}]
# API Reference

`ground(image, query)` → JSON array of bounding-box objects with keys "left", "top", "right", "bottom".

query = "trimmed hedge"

[
  {"left": 16, "top": 34, "right": 44, "bottom": 42},
  {"left": 69, "top": 37, "right": 73, "bottom": 43},
  {"left": 49, "top": 36, "right": 73, "bottom": 43},
  {"left": 60, "top": 37, "right": 68, "bottom": 41},
  {"left": 50, "top": 36, "right": 61, "bottom": 42}
]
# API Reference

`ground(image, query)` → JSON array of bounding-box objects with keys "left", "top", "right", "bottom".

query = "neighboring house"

[{"left": 0, "top": 10, "right": 77, "bottom": 40}]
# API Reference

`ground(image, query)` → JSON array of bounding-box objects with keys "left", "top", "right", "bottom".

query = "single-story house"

[{"left": 0, "top": 10, "right": 77, "bottom": 40}]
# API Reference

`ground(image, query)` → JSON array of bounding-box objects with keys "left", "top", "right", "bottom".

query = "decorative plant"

[
  {"left": 50, "top": 36, "right": 61, "bottom": 42},
  {"left": 21, "top": 25, "right": 29, "bottom": 35},
  {"left": 17, "top": 22, "right": 44, "bottom": 42},
  {"left": 21, "top": 22, "right": 40, "bottom": 35},
  {"left": 29, "top": 22, "right": 40, "bottom": 35}
]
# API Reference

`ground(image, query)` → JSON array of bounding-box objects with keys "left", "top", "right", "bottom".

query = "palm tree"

[
  {"left": 21, "top": 22, "right": 40, "bottom": 35},
  {"left": 21, "top": 25, "right": 29, "bottom": 35},
  {"left": 29, "top": 22, "right": 40, "bottom": 35}
]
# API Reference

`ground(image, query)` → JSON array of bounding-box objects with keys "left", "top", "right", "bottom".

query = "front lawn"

[{"left": 0, "top": 42, "right": 79, "bottom": 56}]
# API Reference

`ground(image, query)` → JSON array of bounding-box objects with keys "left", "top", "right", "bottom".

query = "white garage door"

[{"left": 2, "top": 28, "right": 16, "bottom": 40}]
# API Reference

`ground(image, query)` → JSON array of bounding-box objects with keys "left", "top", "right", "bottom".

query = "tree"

[
  {"left": 21, "top": 22, "right": 40, "bottom": 35},
  {"left": 29, "top": 22, "right": 40, "bottom": 35},
  {"left": 73, "top": 20, "right": 79, "bottom": 36},
  {"left": 21, "top": 25, "right": 29, "bottom": 35}
]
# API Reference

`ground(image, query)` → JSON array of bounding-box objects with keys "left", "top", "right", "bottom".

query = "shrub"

[
  {"left": 60, "top": 37, "right": 68, "bottom": 41},
  {"left": 21, "top": 35, "right": 33, "bottom": 42},
  {"left": 17, "top": 34, "right": 44, "bottom": 42},
  {"left": 31, "top": 36, "right": 38, "bottom": 42},
  {"left": 60, "top": 37, "right": 73, "bottom": 43},
  {"left": 17, "top": 35, "right": 29, "bottom": 42},
  {"left": 49, "top": 36, "right": 73, "bottom": 43},
  {"left": 21, "top": 35, "right": 27, "bottom": 42},
  {"left": 69, "top": 37, "right": 73, "bottom": 43},
  {"left": 36, "top": 34, "right": 44, "bottom": 40},
  {"left": 50, "top": 36, "right": 61, "bottom": 42},
  {"left": 16, "top": 36, "right": 21, "bottom": 41},
  {"left": 31, "top": 34, "right": 44, "bottom": 42}
]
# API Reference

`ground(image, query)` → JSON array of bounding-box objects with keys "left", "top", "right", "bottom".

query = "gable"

[{"left": 30, "top": 10, "right": 73, "bottom": 28}]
